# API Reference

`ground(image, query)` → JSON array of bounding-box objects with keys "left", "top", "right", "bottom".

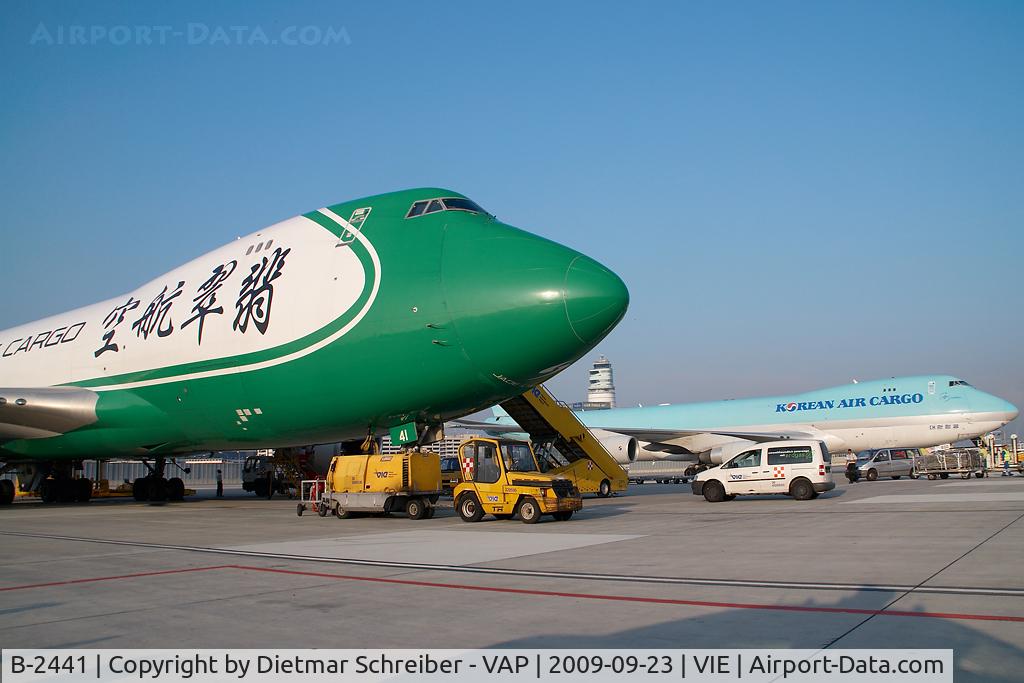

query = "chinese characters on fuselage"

[
  {"left": 92, "top": 246, "right": 290, "bottom": 357},
  {"left": 182, "top": 261, "right": 237, "bottom": 345},
  {"left": 131, "top": 281, "right": 184, "bottom": 340},
  {"left": 233, "top": 247, "right": 291, "bottom": 335},
  {"left": 94, "top": 297, "right": 141, "bottom": 357}
]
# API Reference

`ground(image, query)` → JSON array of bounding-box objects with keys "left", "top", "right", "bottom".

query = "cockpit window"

[
  {"left": 441, "top": 197, "right": 486, "bottom": 213},
  {"left": 406, "top": 196, "right": 489, "bottom": 219},
  {"left": 949, "top": 380, "right": 972, "bottom": 387}
]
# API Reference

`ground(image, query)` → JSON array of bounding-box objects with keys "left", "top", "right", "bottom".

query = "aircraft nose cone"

[
  {"left": 441, "top": 220, "right": 628, "bottom": 390},
  {"left": 564, "top": 255, "right": 630, "bottom": 345}
]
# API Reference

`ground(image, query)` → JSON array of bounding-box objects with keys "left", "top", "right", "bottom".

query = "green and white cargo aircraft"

[{"left": 0, "top": 189, "right": 629, "bottom": 504}]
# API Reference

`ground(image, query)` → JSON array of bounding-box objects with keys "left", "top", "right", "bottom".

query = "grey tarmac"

[{"left": 1, "top": 475, "right": 1022, "bottom": 682}]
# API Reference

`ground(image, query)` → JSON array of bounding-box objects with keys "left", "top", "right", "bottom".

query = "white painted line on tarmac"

[
  {"left": 841, "top": 492, "right": 1024, "bottom": 504},
  {"left": 936, "top": 479, "right": 1024, "bottom": 487},
  {"left": 230, "top": 530, "right": 641, "bottom": 565}
]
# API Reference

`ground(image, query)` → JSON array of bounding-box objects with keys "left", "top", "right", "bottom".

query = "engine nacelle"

[
  {"left": 590, "top": 429, "right": 637, "bottom": 464},
  {"left": 706, "top": 441, "right": 757, "bottom": 465},
  {"left": 706, "top": 439, "right": 807, "bottom": 465},
  {"left": 638, "top": 446, "right": 694, "bottom": 462}
]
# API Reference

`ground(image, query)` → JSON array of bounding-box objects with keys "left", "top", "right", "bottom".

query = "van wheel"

[
  {"left": 790, "top": 479, "right": 814, "bottom": 501},
  {"left": 866, "top": 469, "right": 878, "bottom": 481},
  {"left": 406, "top": 498, "right": 427, "bottom": 520},
  {"left": 598, "top": 479, "right": 612, "bottom": 497},
  {"left": 518, "top": 497, "right": 542, "bottom": 524},
  {"left": 457, "top": 493, "right": 484, "bottom": 522},
  {"left": 702, "top": 480, "right": 726, "bottom": 503},
  {"left": 891, "top": 476, "right": 901, "bottom": 480}
]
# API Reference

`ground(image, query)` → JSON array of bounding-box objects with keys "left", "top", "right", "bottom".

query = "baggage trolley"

[
  {"left": 912, "top": 449, "right": 986, "bottom": 480},
  {"left": 295, "top": 479, "right": 329, "bottom": 517}
]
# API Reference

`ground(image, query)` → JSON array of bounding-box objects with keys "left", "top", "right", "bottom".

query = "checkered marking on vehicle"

[{"left": 772, "top": 466, "right": 786, "bottom": 478}]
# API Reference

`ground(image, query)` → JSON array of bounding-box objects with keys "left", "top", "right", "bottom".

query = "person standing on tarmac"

[
  {"left": 845, "top": 449, "right": 859, "bottom": 482},
  {"left": 215, "top": 469, "right": 223, "bottom": 497}
]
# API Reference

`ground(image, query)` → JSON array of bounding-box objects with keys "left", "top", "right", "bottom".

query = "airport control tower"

[{"left": 587, "top": 355, "right": 616, "bottom": 408}]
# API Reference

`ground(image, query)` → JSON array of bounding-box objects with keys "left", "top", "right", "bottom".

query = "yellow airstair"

[{"left": 498, "top": 385, "right": 629, "bottom": 497}]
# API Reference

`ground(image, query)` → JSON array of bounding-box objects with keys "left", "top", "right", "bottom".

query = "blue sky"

[{"left": 2, "top": 1, "right": 1022, "bottom": 437}]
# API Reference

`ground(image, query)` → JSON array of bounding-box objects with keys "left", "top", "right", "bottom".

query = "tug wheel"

[
  {"left": 457, "top": 493, "right": 484, "bottom": 522},
  {"left": 406, "top": 498, "right": 427, "bottom": 520},
  {"left": 518, "top": 497, "right": 542, "bottom": 524}
]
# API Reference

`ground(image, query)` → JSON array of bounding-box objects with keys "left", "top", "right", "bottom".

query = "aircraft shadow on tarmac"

[
  {"left": 710, "top": 488, "right": 849, "bottom": 502},
  {"left": 0, "top": 602, "right": 62, "bottom": 618},
  {"left": 491, "top": 592, "right": 1022, "bottom": 683},
  {"left": 43, "top": 636, "right": 121, "bottom": 649}
]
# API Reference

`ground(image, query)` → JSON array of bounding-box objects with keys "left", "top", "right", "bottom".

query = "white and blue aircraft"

[{"left": 470, "top": 375, "right": 1018, "bottom": 466}]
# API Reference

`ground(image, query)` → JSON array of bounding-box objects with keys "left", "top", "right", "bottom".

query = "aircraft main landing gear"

[
  {"left": 131, "top": 456, "right": 186, "bottom": 503},
  {"left": 0, "top": 479, "right": 15, "bottom": 505},
  {"left": 39, "top": 475, "right": 93, "bottom": 503}
]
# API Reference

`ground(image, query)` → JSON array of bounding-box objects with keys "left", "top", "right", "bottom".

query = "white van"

[
  {"left": 691, "top": 440, "right": 835, "bottom": 502},
  {"left": 856, "top": 448, "right": 918, "bottom": 480}
]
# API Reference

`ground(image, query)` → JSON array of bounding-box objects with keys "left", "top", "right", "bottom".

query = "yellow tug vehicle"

[{"left": 453, "top": 437, "right": 582, "bottom": 523}]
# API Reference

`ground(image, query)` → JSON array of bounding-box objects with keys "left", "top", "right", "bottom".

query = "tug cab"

[{"left": 453, "top": 437, "right": 582, "bottom": 523}]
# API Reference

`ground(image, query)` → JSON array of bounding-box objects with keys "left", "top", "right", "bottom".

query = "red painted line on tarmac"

[
  {"left": 0, "top": 565, "right": 232, "bottom": 592},
  {"left": 5, "top": 563, "right": 1022, "bottom": 624},
  {"left": 230, "top": 565, "right": 1024, "bottom": 624}
]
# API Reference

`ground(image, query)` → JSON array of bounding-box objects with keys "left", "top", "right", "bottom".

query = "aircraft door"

[
  {"left": 873, "top": 450, "right": 892, "bottom": 475},
  {"left": 720, "top": 448, "right": 763, "bottom": 494},
  {"left": 474, "top": 441, "right": 502, "bottom": 485}
]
